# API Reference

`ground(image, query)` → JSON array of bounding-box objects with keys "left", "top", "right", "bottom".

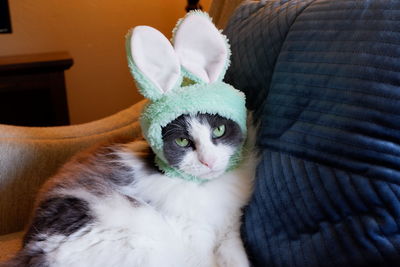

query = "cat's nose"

[{"left": 199, "top": 158, "right": 215, "bottom": 169}]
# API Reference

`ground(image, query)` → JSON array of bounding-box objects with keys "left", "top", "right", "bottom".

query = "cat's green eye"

[
  {"left": 212, "top": 125, "right": 226, "bottom": 138},
  {"left": 175, "top": 138, "right": 189, "bottom": 147}
]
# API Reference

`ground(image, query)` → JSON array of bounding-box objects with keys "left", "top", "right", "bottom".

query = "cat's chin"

[{"left": 188, "top": 168, "right": 226, "bottom": 180}]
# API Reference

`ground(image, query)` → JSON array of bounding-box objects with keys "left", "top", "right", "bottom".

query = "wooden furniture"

[
  {"left": 186, "top": 0, "right": 202, "bottom": 12},
  {"left": 0, "top": 52, "right": 73, "bottom": 126}
]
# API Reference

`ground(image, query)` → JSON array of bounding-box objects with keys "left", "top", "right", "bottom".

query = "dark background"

[{"left": 0, "top": 0, "right": 12, "bottom": 34}]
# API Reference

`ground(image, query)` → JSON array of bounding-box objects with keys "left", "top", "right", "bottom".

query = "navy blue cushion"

[{"left": 224, "top": 0, "right": 400, "bottom": 266}]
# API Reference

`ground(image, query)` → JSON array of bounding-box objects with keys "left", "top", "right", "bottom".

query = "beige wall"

[{"left": 0, "top": 0, "right": 211, "bottom": 124}]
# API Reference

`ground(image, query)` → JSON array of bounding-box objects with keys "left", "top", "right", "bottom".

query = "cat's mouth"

[
  {"left": 199, "top": 170, "right": 224, "bottom": 179},
  {"left": 177, "top": 156, "right": 231, "bottom": 179},
  {"left": 186, "top": 166, "right": 226, "bottom": 180}
]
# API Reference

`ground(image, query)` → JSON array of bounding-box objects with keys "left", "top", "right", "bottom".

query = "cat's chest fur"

[
  {"left": 115, "top": 144, "right": 253, "bottom": 243},
  {"left": 42, "top": 143, "right": 254, "bottom": 267},
  {"left": 126, "top": 160, "right": 252, "bottom": 225}
]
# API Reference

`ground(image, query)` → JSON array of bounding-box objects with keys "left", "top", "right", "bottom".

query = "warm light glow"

[{"left": 0, "top": 0, "right": 212, "bottom": 124}]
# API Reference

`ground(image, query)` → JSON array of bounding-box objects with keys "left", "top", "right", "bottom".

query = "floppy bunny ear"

[
  {"left": 173, "top": 12, "right": 230, "bottom": 84},
  {"left": 127, "top": 26, "right": 182, "bottom": 101}
]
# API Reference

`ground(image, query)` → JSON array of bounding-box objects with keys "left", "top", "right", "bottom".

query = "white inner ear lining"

[
  {"left": 131, "top": 26, "right": 181, "bottom": 94},
  {"left": 173, "top": 14, "right": 228, "bottom": 83}
]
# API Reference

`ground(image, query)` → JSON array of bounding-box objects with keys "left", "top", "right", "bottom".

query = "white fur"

[
  {"left": 39, "top": 121, "right": 257, "bottom": 267},
  {"left": 179, "top": 118, "right": 235, "bottom": 180}
]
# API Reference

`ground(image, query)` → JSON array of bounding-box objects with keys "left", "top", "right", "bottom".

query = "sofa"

[
  {"left": 2, "top": 0, "right": 400, "bottom": 266},
  {"left": 224, "top": 0, "right": 400, "bottom": 266}
]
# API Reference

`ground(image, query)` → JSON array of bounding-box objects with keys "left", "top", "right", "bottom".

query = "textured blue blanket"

[{"left": 224, "top": 0, "right": 400, "bottom": 266}]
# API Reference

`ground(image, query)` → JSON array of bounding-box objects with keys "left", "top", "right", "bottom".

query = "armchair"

[
  {"left": 4, "top": 0, "right": 400, "bottom": 266},
  {"left": 0, "top": 101, "right": 145, "bottom": 261},
  {"left": 0, "top": 1, "right": 238, "bottom": 262}
]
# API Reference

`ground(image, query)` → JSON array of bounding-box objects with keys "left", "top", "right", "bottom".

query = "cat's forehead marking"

[{"left": 187, "top": 117, "right": 212, "bottom": 141}]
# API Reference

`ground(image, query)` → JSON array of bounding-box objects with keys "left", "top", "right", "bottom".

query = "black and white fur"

[{"left": 3, "top": 113, "right": 257, "bottom": 267}]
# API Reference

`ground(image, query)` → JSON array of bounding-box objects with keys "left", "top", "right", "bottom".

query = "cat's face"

[{"left": 162, "top": 113, "right": 244, "bottom": 180}]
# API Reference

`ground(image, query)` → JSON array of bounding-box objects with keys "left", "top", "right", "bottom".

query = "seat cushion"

[
  {"left": 224, "top": 0, "right": 400, "bottom": 266},
  {"left": 0, "top": 232, "right": 23, "bottom": 262}
]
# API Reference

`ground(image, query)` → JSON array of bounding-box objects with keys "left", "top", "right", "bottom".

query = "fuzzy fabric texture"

[
  {"left": 126, "top": 11, "right": 247, "bottom": 183},
  {"left": 141, "top": 82, "right": 247, "bottom": 160}
]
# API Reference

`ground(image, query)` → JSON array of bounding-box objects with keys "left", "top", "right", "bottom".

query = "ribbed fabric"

[{"left": 224, "top": 0, "right": 400, "bottom": 266}]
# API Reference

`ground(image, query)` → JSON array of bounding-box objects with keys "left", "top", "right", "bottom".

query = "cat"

[{"left": 3, "top": 112, "right": 257, "bottom": 267}]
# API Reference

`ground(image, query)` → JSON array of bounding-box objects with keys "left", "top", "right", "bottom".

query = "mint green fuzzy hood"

[
  {"left": 126, "top": 11, "right": 247, "bottom": 183},
  {"left": 140, "top": 81, "right": 247, "bottom": 162}
]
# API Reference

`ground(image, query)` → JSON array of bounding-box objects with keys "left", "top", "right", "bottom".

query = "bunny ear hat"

[{"left": 126, "top": 11, "right": 247, "bottom": 183}]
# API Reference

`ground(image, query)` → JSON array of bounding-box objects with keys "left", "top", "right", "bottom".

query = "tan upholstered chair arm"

[{"left": 0, "top": 100, "right": 146, "bottom": 235}]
